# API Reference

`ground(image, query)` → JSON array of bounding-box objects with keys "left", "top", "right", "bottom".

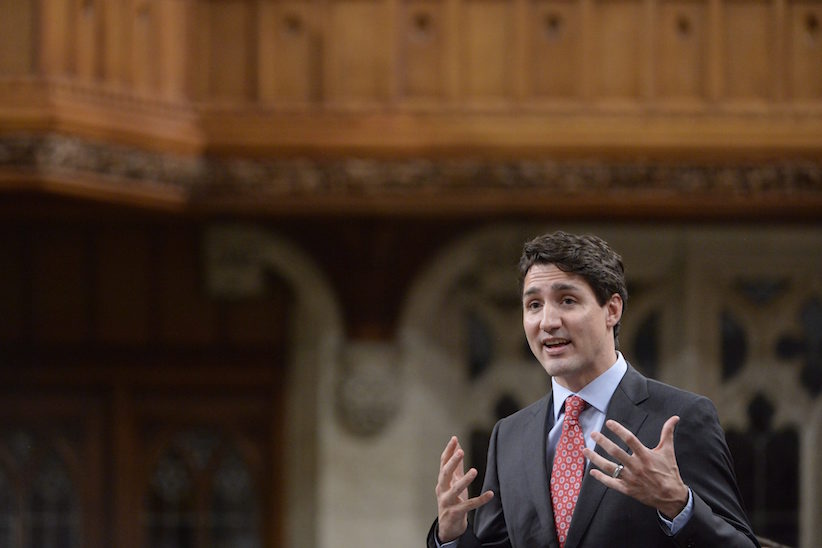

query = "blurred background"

[{"left": 0, "top": 0, "right": 821, "bottom": 547}]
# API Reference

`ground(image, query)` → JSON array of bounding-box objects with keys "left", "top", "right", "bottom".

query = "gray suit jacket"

[{"left": 427, "top": 364, "right": 759, "bottom": 548}]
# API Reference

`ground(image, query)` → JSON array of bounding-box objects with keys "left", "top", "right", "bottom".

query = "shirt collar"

[{"left": 551, "top": 352, "right": 628, "bottom": 421}]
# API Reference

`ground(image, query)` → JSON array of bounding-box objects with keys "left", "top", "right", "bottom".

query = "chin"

[{"left": 541, "top": 361, "right": 572, "bottom": 378}]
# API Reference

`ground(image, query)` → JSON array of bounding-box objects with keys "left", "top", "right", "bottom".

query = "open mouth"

[{"left": 543, "top": 339, "right": 570, "bottom": 351}]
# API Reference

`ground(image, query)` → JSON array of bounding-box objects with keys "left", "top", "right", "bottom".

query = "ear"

[{"left": 604, "top": 293, "right": 623, "bottom": 329}]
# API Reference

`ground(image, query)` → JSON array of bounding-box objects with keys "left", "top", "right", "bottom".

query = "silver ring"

[{"left": 612, "top": 464, "right": 624, "bottom": 479}]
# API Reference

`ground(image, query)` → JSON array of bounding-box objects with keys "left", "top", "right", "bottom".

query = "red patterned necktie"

[{"left": 551, "top": 395, "right": 588, "bottom": 548}]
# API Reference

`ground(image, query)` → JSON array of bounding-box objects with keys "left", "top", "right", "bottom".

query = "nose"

[{"left": 540, "top": 304, "right": 560, "bottom": 331}]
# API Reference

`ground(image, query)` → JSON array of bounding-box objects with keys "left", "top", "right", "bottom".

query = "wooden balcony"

[{"left": 1, "top": 0, "right": 821, "bottom": 216}]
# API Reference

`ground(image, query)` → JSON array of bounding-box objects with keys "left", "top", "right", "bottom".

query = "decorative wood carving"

[{"left": 1, "top": 134, "right": 820, "bottom": 218}]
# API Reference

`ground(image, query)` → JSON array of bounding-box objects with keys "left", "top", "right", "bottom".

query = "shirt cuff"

[
  {"left": 434, "top": 526, "right": 460, "bottom": 548},
  {"left": 658, "top": 487, "right": 694, "bottom": 535}
]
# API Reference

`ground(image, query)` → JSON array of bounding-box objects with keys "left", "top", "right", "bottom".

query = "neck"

[{"left": 554, "top": 351, "right": 618, "bottom": 392}]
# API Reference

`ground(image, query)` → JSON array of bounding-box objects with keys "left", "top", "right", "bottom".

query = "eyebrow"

[
  {"left": 552, "top": 282, "right": 581, "bottom": 292},
  {"left": 522, "top": 282, "right": 582, "bottom": 298}
]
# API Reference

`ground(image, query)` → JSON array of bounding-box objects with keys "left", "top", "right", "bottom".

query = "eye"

[
  {"left": 525, "top": 300, "right": 542, "bottom": 311},
  {"left": 561, "top": 297, "right": 576, "bottom": 305}
]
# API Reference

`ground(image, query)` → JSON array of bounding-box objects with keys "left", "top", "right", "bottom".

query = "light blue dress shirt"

[{"left": 436, "top": 353, "right": 693, "bottom": 547}]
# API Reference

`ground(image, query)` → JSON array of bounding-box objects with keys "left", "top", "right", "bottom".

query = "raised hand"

[
  {"left": 435, "top": 436, "right": 495, "bottom": 542},
  {"left": 584, "top": 416, "right": 689, "bottom": 519}
]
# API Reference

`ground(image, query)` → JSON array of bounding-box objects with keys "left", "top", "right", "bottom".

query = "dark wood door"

[{"left": 0, "top": 221, "right": 292, "bottom": 548}]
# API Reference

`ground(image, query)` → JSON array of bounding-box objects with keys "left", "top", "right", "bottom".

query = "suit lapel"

[
  {"left": 564, "top": 365, "right": 650, "bottom": 548},
  {"left": 523, "top": 393, "right": 558, "bottom": 544}
]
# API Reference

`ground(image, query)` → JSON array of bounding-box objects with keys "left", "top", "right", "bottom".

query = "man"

[{"left": 428, "top": 231, "right": 758, "bottom": 548}]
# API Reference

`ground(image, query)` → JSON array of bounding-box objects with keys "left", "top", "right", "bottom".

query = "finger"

[
  {"left": 588, "top": 467, "right": 629, "bottom": 494},
  {"left": 456, "top": 490, "right": 495, "bottom": 512},
  {"left": 583, "top": 448, "right": 622, "bottom": 477},
  {"left": 447, "top": 467, "right": 479, "bottom": 498},
  {"left": 604, "top": 419, "right": 647, "bottom": 456},
  {"left": 437, "top": 448, "right": 465, "bottom": 489},
  {"left": 453, "top": 440, "right": 466, "bottom": 479},
  {"left": 590, "top": 430, "right": 632, "bottom": 464},
  {"left": 442, "top": 447, "right": 465, "bottom": 479},
  {"left": 440, "top": 436, "right": 458, "bottom": 467},
  {"left": 657, "top": 416, "right": 680, "bottom": 450}
]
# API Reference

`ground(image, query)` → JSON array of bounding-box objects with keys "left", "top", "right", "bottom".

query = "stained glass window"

[
  {"left": 0, "top": 431, "right": 82, "bottom": 548},
  {"left": 211, "top": 449, "right": 260, "bottom": 548},
  {"left": 29, "top": 450, "right": 80, "bottom": 548},
  {"left": 144, "top": 429, "right": 261, "bottom": 548},
  {"left": 147, "top": 451, "right": 195, "bottom": 548}
]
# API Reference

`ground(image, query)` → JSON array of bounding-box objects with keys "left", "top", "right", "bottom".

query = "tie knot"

[{"left": 564, "top": 395, "right": 587, "bottom": 423}]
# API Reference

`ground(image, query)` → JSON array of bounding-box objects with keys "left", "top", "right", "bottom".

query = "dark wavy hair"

[{"left": 518, "top": 231, "right": 628, "bottom": 346}]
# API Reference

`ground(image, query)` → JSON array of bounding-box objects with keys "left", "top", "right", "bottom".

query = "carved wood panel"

[{"left": 2, "top": 0, "right": 821, "bottom": 154}]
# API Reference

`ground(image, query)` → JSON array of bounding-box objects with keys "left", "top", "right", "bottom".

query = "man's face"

[{"left": 522, "top": 263, "right": 622, "bottom": 392}]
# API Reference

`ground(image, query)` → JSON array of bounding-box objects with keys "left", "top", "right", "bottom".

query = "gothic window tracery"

[
  {"left": 777, "top": 296, "right": 822, "bottom": 397},
  {"left": 717, "top": 278, "right": 818, "bottom": 546},
  {"left": 144, "top": 428, "right": 261, "bottom": 548},
  {"left": 211, "top": 449, "right": 260, "bottom": 548},
  {"left": 0, "top": 431, "right": 82, "bottom": 548},
  {"left": 147, "top": 450, "right": 195, "bottom": 548}
]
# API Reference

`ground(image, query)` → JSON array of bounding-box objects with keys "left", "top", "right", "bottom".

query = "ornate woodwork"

[
  {"left": 1, "top": 134, "right": 821, "bottom": 218},
  {"left": 1, "top": 0, "right": 821, "bottom": 157}
]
